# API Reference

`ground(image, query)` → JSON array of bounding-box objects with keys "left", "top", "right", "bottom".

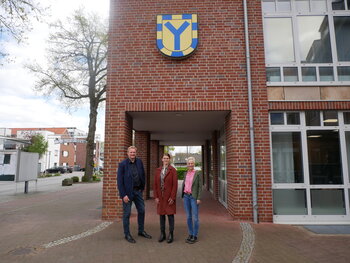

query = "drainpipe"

[{"left": 243, "top": 0, "right": 258, "bottom": 224}]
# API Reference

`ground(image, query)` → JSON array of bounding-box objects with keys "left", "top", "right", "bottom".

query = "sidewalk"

[{"left": 0, "top": 180, "right": 350, "bottom": 263}]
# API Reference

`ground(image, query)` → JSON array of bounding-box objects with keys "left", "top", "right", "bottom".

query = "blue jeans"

[
  {"left": 183, "top": 194, "right": 199, "bottom": 237},
  {"left": 122, "top": 190, "right": 145, "bottom": 236}
]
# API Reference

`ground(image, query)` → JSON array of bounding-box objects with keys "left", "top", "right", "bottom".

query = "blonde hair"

[
  {"left": 127, "top": 146, "right": 137, "bottom": 152},
  {"left": 187, "top": 157, "right": 196, "bottom": 163}
]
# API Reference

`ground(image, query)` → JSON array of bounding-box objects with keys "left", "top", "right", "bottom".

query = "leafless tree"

[
  {"left": 28, "top": 9, "right": 107, "bottom": 181},
  {"left": 0, "top": 0, "right": 43, "bottom": 58}
]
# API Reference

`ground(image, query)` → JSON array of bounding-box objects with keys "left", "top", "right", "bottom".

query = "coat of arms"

[{"left": 157, "top": 14, "right": 198, "bottom": 58}]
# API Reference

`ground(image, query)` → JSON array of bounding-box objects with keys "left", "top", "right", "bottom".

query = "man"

[{"left": 117, "top": 146, "right": 152, "bottom": 243}]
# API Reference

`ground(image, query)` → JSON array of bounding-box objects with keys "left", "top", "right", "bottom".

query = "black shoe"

[
  {"left": 167, "top": 231, "right": 173, "bottom": 243},
  {"left": 190, "top": 236, "right": 198, "bottom": 243},
  {"left": 125, "top": 234, "right": 136, "bottom": 243},
  {"left": 138, "top": 231, "right": 152, "bottom": 239},
  {"left": 158, "top": 231, "right": 166, "bottom": 242},
  {"left": 185, "top": 235, "right": 193, "bottom": 243}
]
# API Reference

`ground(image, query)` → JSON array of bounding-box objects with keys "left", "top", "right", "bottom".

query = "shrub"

[
  {"left": 62, "top": 178, "right": 73, "bottom": 186},
  {"left": 81, "top": 175, "right": 90, "bottom": 182},
  {"left": 71, "top": 176, "right": 79, "bottom": 183},
  {"left": 54, "top": 173, "right": 60, "bottom": 177},
  {"left": 176, "top": 168, "right": 202, "bottom": 180},
  {"left": 93, "top": 174, "right": 101, "bottom": 182},
  {"left": 176, "top": 167, "right": 187, "bottom": 180},
  {"left": 46, "top": 173, "right": 52, "bottom": 177},
  {"left": 93, "top": 170, "right": 103, "bottom": 177}
]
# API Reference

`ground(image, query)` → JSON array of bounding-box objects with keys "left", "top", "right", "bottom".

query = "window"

[
  {"left": 346, "top": 131, "right": 350, "bottom": 181},
  {"left": 270, "top": 112, "right": 300, "bottom": 125},
  {"left": 263, "top": 0, "right": 350, "bottom": 85},
  {"left": 297, "top": 16, "right": 332, "bottom": 64},
  {"left": 273, "top": 189, "right": 307, "bottom": 215},
  {"left": 62, "top": 151, "right": 69, "bottom": 157},
  {"left": 344, "top": 112, "right": 350, "bottom": 124},
  {"left": 4, "top": 154, "right": 11, "bottom": 164},
  {"left": 287, "top": 112, "right": 300, "bottom": 125},
  {"left": 270, "top": 111, "right": 350, "bottom": 221},
  {"left": 270, "top": 112, "right": 284, "bottom": 125},
  {"left": 307, "top": 130, "right": 343, "bottom": 184},
  {"left": 264, "top": 18, "right": 295, "bottom": 63},
  {"left": 272, "top": 132, "right": 304, "bottom": 183},
  {"left": 311, "top": 189, "right": 346, "bottom": 215}
]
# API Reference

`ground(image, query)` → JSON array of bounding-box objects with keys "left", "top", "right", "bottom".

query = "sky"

[{"left": 0, "top": 0, "right": 110, "bottom": 140}]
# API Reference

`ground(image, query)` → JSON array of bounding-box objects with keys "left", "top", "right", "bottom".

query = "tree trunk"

[{"left": 84, "top": 98, "right": 98, "bottom": 182}]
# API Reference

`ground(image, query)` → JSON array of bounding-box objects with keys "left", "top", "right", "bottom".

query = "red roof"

[{"left": 11, "top": 127, "right": 70, "bottom": 136}]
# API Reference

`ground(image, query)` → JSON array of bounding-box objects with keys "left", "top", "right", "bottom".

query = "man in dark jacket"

[{"left": 117, "top": 146, "right": 152, "bottom": 243}]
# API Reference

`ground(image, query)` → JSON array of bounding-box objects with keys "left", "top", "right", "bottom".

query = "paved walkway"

[{"left": 0, "top": 179, "right": 350, "bottom": 263}]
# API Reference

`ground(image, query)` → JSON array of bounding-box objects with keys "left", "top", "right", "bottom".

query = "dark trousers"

[
  {"left": 122, "top": 190, "right": 145, "bottom": 236},
  {"left": 160, "top": 214, "right": 174, "bottom": 232}
]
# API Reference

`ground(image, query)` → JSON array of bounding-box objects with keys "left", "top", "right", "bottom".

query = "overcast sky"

[{"left": 0, "top": 0, "right": 109, "bottom": 140}]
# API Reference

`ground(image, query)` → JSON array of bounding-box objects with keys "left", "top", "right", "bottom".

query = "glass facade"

[
  {"left": 307, "top": 130, "right": 342, "bottom": 184},
  {"left": 264, "top": 18, "right": 295, "bottom": 63},
  {"left": 273, "top": 189, "right": 307, "bottom": 215},
  {"left": 262, "top": 0, "right": 350, "bottom": 85},
  {"left": 272, "top": 132, "right": 303, "bottom": 183},
  {"left": 271, "top": 111, "right": 350, "bottom": 221}
]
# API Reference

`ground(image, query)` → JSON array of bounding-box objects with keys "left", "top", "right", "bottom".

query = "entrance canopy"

[{"left": 129, "top": 111, "right": 230, "bottom": 145}]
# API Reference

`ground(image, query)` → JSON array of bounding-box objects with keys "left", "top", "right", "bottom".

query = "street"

[{"left": 0, "top": 172, "right": 85, "bottom": 203}]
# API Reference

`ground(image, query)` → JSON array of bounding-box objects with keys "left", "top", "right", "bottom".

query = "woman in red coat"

[{"left": 154, "top": 153, "right": 178, "bottom": 243}]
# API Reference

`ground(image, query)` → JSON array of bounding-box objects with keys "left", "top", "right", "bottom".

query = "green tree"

[
  {"left": 23, "top": 134, "right": 48, "bottom": 158},
  {"left": 164, "top": 146, "right": 175, "bottom": 154},
  {"left": 27, "top": 9, "right": 107, "bottom": 182}
]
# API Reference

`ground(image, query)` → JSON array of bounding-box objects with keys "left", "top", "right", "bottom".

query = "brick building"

[
  {"left": 104, "top": 0, "right": 350, "bottom": 224},
  {"left": 11, "top": 128, "right": 90, "bottom": 170}
]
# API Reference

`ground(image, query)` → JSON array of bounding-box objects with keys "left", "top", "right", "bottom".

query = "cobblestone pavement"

[
  {"left": 0, "top": 182, "right": 243, "bottom": 263},
  {"left": 1, "top": 179, "right": 350, "bottom": 263}
]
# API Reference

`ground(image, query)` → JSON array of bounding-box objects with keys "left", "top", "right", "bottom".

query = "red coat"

[{"left": 154, "top": 165, "right": 178, "bottom": 215}]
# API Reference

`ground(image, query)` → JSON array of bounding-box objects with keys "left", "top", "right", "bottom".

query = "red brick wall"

[
  {"left": 105, "top": 0, "right": 271, "bottom": 222},
  {"left": 211, "top": 131, "right": 219, "bottom": 201},
  {"left": 59, "top": 143, "right": 75, "bottom": 166},
  {"left": 269, "top": 101, "right": 350, "bottom": 110},
  {"left": 150, "top": 140, "right": 160, "bottom": 197},
  {"left": 103, "top": 112, "right": 132, "bottom": 220},
  {"left": 75, "top": 143, "right": 86, "bottom": 168},
  {"left": 135, "top": 131, "right": 151, "bottom": 199},
  {"left": 203, "top": 140, "right": 210, "bottom": 191}
]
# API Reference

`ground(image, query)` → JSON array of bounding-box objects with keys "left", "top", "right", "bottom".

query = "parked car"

[
  {"left": 46, "top": 166, "right": 67, "bottom": 174},
  {"left": 63, "top": 166, "right": 73, "bottom": 173}
]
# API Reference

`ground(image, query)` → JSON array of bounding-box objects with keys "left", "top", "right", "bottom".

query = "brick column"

[
  {"left": 203, "top": 140, "right": 210, "bottom": 191},
  {"left": 150, "top": 140, "right": 160, "bottom": 198},
  {"left": 226, "top": 110, "right": 254, "bottom": 221},
  {"left": 159, "top": 145, "right": 164, "bottom": 161},
  {"left": 201, "top": 145, "right": 206, "bottom": 188},
  {"left": 135, "top": 131, "right": 150, "bottom": 199},
  {"left": 103, "top": 111, "right": 132, "bottom": 221}
]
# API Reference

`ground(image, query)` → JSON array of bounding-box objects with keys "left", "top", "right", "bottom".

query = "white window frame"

[
  {"left": 263, "top": 0, "right": 350, "bottom": 86},
  {"left": 270, "top": 111, "right": 350, "bottom": 224}
]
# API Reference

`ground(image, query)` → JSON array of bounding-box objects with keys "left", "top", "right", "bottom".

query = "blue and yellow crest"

[{"left": 157, "top": 14, "right": 198, "bottom": 58}]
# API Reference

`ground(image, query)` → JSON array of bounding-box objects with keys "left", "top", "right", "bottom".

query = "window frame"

[
  {"left": 270, "top": 110, "right": 350, "bottom": 223},
  {"left": 262, "top": 0, "right": 350, "bottom": 86}
]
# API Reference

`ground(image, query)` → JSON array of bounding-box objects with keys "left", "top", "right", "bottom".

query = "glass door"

[{"left": 219, "top": 133, "right": 227, "bottom": 207}]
